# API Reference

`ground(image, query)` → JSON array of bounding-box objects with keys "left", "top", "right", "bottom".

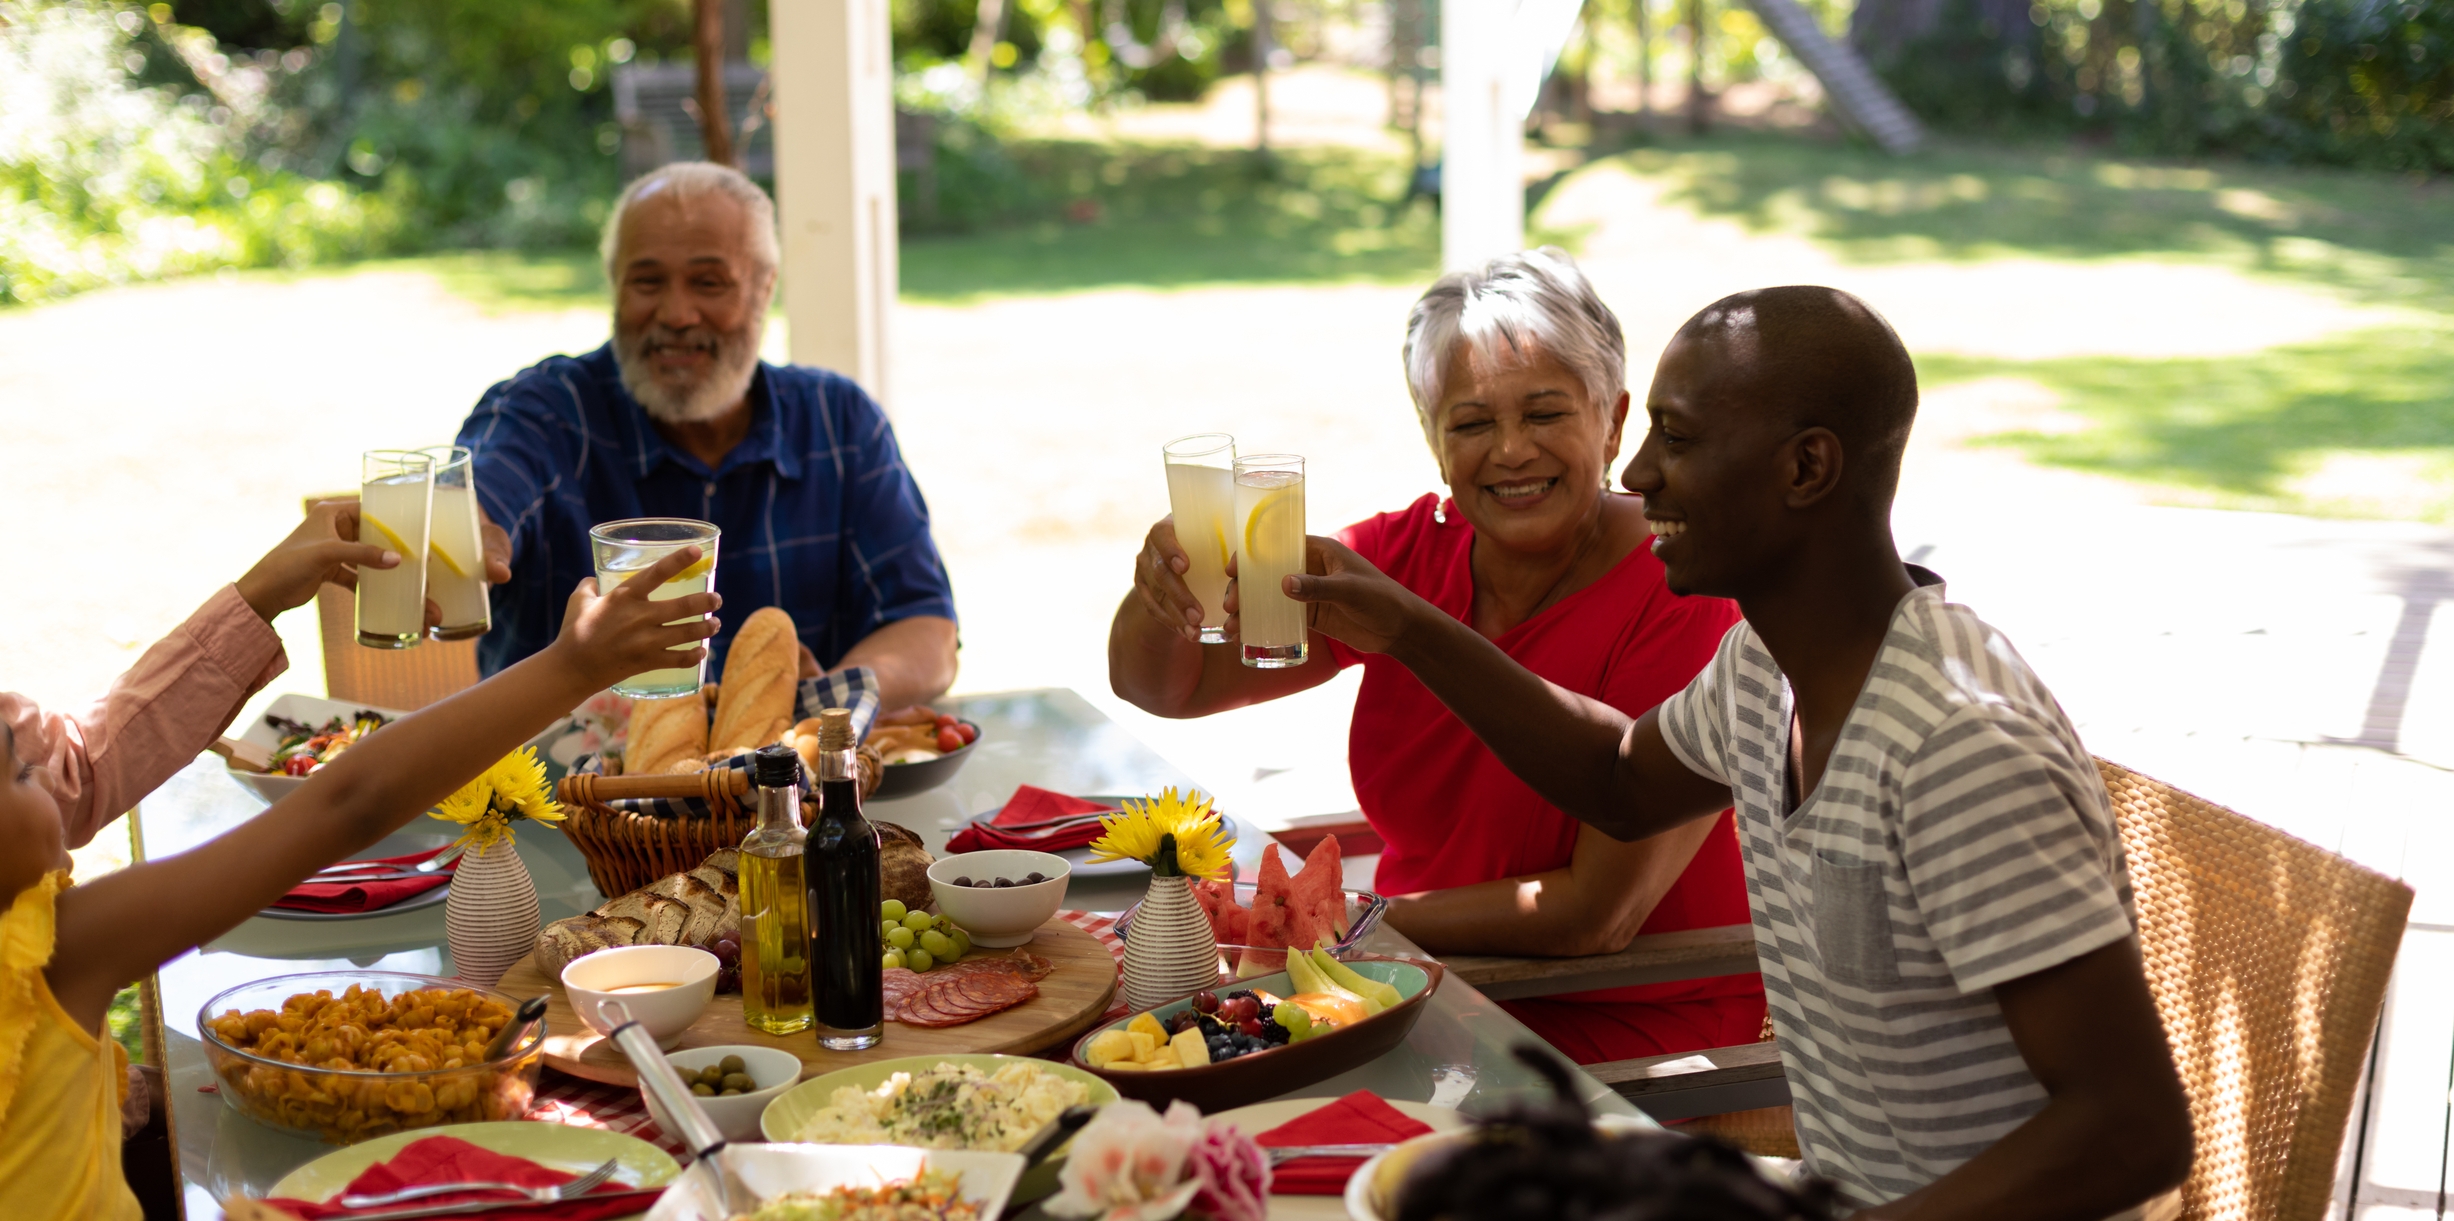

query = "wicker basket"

[{"left": 553, "top": 745, "right": 883, "bottom": 898}]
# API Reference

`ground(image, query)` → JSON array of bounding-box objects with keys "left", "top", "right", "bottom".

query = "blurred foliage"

[
  {"left": 108, "top": 986, "right": 142, "bottom": 1060},
  {"left": 900, "top": 139, "right": 1437, "bottom": 298},
  {"left": 1868, "top": 0, "right": 2454, "bottom": 170},
  {"left": 0, "top": 2, "right": 400, "bottom": 304}
]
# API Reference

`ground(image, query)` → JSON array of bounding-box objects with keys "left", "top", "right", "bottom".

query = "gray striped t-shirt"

[{"left": 1658, "top": 580, "right": 2134, "bottom": 1207}]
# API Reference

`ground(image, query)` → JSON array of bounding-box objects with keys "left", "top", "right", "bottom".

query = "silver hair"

[
  {"left": 1401, "top": 247, "right": 1627, "bottom": 459},
  {"left": 599, "top": 161, "right": 781, "bottom": 279}
]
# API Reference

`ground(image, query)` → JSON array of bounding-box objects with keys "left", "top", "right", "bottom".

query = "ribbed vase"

[
  {"left": 1121, "top": 873, "right": 1222, "bottom": 1012},
  {"left": 446, "top": 839, "right": 540, "bottom": 988}
]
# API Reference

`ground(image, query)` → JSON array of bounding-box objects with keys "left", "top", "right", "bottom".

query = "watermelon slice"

[
  {"left": 1289, "top": 834, "right": 1348, "bottom": 948},
  {"left": 1240, "top": 850, "right": 1296, "bottom": 975}
]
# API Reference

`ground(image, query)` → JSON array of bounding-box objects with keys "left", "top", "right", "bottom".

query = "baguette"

[
  {"left": 710, "top": 607, "right": 800, "bottom": 752},
  {"left": 625, "top": 694, "right": 708, "bottom": 775}
]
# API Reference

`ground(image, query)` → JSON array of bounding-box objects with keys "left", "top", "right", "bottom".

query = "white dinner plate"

[
  {"left": 962, "top": 799, "right": 1239, "bottom": 878},
  {"left": 1204, "top": 1097, "right": 1468, "bottom": 1221},
  {"left": 267, "top": 1120, "right": 679, "bottom": 1216}
]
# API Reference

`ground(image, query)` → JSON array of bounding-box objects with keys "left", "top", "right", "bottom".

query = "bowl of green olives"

[{"left": 641, "top": 1044, "right": 803, "bottom": 1142}]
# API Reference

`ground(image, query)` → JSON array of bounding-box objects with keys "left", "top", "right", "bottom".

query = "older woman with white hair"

[{"left": 1109, "top": 248, "right": 1763, "bottom": 1063}]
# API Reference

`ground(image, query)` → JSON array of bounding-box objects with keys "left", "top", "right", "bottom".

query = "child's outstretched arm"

[{"left": 43, "top": 549, "right": 721, "bottom": 1033}]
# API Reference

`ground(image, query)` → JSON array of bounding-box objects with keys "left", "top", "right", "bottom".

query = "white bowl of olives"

[{"left": 641, "top": 1044, "right": 802, "bottom": 1143}]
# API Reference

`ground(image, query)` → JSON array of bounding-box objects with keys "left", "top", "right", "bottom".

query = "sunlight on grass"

[
  {"left": 1595, "top": 132, "right": 2454, "bottom": 312},
  {"left": 1925, "top": 324, "right": 2454, "bottom": 522},
  {"left": 900, "top": 141, "right": 1439, "bottom": 300}
]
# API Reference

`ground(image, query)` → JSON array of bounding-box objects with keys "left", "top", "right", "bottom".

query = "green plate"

[
  {"left": 267, "top": 1121, "right": 680, "bottom": 1209},
  {"left": 758, "top": 1054, "right": 1118, "bottom": 1205}
]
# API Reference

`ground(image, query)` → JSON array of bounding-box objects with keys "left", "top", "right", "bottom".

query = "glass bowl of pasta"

[{"left": 197, "top": 970, "right": 545, "bottom": 1145}]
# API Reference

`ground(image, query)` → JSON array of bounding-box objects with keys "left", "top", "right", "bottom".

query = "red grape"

[
  {"left": 1192, "top": 991, "right": 1220, "bottom": 1014},
  {"left": 1239, "top": 1017, "right": 1265, "bottom": 1037}
]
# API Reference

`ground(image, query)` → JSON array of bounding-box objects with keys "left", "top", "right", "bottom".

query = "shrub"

[{"left": 0, "top": 2, "right": 397, "bottom": 304}]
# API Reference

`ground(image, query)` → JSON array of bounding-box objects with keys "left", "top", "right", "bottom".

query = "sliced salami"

[{"left": 950, "top": 973, "right": 1036, "bottom": 1010}]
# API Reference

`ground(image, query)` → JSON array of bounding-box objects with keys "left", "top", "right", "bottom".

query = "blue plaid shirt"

[{"left": 456, "top": 343, "right": 957, "bottom": 677}]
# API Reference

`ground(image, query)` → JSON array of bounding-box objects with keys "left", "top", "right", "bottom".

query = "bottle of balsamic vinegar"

[{"left": 807, "top": 708, "right": 883, "bottom": 1049}]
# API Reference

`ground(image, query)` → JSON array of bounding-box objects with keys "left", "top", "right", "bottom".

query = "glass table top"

[{"left": 140, "top": 686, "right": 1640, "bottom": 1218}]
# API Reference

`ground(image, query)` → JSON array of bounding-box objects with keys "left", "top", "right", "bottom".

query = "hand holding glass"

[{"left": 588, "top": 518, "right": 721, "bottom": 699}]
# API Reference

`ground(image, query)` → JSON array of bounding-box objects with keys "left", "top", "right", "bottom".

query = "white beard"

[{"left": 614, "top": 317, "right": 763, "bottom": 424}]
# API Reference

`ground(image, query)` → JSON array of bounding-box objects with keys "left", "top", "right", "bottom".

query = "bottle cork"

[{"left": 817, "top": 707, "right": 854, "bottom": 750}]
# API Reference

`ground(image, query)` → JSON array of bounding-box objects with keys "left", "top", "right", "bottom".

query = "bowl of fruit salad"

[
  {"left": 868, "top": 705, "right": 982, "bottom": 798},
  {"left": 1069, "top": 949, "right": 1443, "bottom": 1114}
]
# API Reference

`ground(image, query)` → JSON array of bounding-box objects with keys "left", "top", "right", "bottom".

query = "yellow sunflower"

[
  {"left": 1086, "top": 787, "right": 1234, "bottom": 879},
  {"left": 428, "top": 747, "right": 565, "bottom": 853}
]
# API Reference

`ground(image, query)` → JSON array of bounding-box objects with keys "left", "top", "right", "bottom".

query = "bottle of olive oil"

[
  {"left": 739, "top": 744, "right": 813, "bottom": 1034},
  {"left": 808, "top": 709, "right": 883, "bottom": 1050}
]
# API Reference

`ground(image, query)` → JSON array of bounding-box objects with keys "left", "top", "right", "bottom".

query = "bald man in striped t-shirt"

[{"left": 1283, "top": 286, "right": 2192, "bottom": 1218}]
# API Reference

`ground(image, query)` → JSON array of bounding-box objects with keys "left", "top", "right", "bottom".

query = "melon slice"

[
  {"left": 1288, "top": 834, "right": 1347, "bottom": 949},
  {"left": 1239, "top": 849, "right": 1296, "bottom": 975}
]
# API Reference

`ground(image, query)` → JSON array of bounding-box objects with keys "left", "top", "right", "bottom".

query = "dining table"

[{"left": 139, "top": 686, "right": 1651, "bottom": 1219}]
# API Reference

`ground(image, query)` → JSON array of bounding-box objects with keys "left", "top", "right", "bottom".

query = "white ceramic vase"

[
  {"left": 1121, "top": 873, "right": 1221, "bottom": 1012},
  {"left": 446, "top": 838, "right": 540, "bottom": 988}
]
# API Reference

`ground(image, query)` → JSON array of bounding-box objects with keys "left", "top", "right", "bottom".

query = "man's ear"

[{"left": 1783, "top": 427, "right": 1845, "bottom": 509}]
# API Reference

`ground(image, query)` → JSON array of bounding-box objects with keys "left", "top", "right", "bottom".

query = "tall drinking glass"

[
  {"left": 356, "top": 450, "right": 433, "bottom": 649},
  {"left": 1234, "top": 453, "right": 1307, "bottom": 669},
  {"left": 1162, "top": 433, "right": 1237, "bottom": 644},
  {"left": 420, "top": 445, "right": 490, "bottom": 642},
  {"left": 588, "top": 518, "right": 722, "bottom": 699}
]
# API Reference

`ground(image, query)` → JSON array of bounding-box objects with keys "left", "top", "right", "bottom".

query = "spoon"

[{"left": 483, "top": 996, "right": 550, "bottom": 1062}]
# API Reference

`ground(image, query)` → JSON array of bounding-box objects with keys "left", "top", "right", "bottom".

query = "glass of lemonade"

[
  {"left": 588, "top": 518, "right": 721, "bottom": 700},
  {"left": 420, "top": 445, "right": 490, "bottom": 642},
  {"left": 356, "top": 450, "right": 433, "bottom": 649},
  {"left": 1234, "top": 453, "right": 1307, "bottom": 669},
  {"left": 1162, "top": 433, "right": 1237, "bottom": 644}
]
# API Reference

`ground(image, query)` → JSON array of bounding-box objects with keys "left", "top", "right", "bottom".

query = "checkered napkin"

[
  {"left": 564, "top": 667, "right": 882, "bottom": 819},
  {"left": 529, "top": 908, "right": 1129, "bottom": 1154}
]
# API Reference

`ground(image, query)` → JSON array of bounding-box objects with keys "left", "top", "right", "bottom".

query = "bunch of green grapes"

[{"left": 879, "top": 899, "right": 971, "bottom": 971}]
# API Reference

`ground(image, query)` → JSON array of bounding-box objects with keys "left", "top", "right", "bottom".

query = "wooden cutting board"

[{"left": 497, "top": 917, "right": 1118, "bottom": 1086}]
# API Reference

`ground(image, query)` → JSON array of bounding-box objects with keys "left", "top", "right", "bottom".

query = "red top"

[{"left": 1328, "top": 494, "right": 1763, "bottom": 1061}]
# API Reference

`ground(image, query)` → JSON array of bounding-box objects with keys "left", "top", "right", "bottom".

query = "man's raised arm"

[{"left": 1277, "top": 536, "right": 1732, "bottom": 842}]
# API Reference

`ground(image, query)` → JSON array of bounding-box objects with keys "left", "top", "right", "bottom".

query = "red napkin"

[
  {"left": 272, "top": 846, "right": 458, "bottom": 914},
  {"left": 1255, "top": 1091, "right": 1436, "bottom": 1195},
  {"left": 262, "top": 1134, "right": 660, "bottom": 1220},
  {"left": 944, "top": 786, "right": 1118, "bottom": 853}
]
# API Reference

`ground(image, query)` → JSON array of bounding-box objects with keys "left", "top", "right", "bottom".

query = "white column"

[
  {"left": 771, "top": 0, "right": 900, "bottom": 406},
  {"left": 1439, "top": 0, "right": 1524, "bottom": 271}
]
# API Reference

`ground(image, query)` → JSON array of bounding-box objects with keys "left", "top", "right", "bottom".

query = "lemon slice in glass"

[
  {"left": 1242, "top": 488, "right": 1298, "bottom": 560},
  {"left": 428, "top": 542, "right": 469, "bottom": 579},
  {"left": 361, "top": 514, "right": 412, "bottom": 557},
  {"left": 667, "top": 555, "right": 713, "bottom": 583}
]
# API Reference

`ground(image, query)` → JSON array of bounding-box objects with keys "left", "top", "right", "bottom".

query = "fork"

[
  {"left": 337, "top": 1157, "right": 621, "bottom": 1209},
  {"left": 312, "top": 846, "right": 463, "bottom": 882},
  {"left": 1265, "top": 1143, "right": 1397, "bottom": 1165}
]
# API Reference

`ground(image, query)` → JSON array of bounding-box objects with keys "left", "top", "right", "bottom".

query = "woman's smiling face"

[{"left": 1434, "top": 337, "right": 1629, "bottom": 557}]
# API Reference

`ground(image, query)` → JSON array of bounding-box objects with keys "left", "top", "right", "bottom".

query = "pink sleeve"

[{"left": 2, "top": 585, "right": 286, "bottom": 849}]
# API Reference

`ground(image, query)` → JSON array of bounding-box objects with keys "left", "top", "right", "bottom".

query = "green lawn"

[
  {"left": 312, "top": 129, "right": 2453, "bottom": 523},
  {"left": 1550, "top": 131, "right": 2454, "bottom": 521}
]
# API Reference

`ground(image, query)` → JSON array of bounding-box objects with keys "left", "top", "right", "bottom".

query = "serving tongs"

[{"left": 600, "top": 998, "right": 758, "bottom": 1218}]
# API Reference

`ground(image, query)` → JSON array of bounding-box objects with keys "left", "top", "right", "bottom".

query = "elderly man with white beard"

[{"left": 453, "top": 162, "right": 958, "bottom": 707}]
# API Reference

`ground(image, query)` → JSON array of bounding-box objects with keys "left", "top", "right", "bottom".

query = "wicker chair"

[
  {"left": 1613, "top": 757, "right": 2413, "bottom": 1218},
  {"left": 305, "top": 494, "right": 481, "bottom": 711}
]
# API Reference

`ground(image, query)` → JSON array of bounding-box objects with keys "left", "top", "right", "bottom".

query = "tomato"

[
  {"left": 954, "top": 722, "right": 978, "bottom": 745},
  {"left": 934, "top": 714, "right": 958, "bottom": 730},
  {"left": 282, "top": 754, "right": 317, "bottom": 776},
  {"left": 936, "top": 726, "right": 965, "bottom": 753}
]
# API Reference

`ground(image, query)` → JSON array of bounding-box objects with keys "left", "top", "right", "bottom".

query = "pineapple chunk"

[
  {"left": 1127, "top": 1012, "right": 1169, "bottom": 1044},
  {"left": 1170, "top": 1028, "right": 1211, "bottom": 1068},
  {"left": 1083, "top": 1029, "right": 1137, "bottom": 1069},
  {"left": 1128, "top": 1031, "right": 1158, "bottom": 1059}
]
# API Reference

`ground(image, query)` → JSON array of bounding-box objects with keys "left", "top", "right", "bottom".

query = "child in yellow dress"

[{"left": 0, "top": 547, "right": 719, "bottom": 1220}]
